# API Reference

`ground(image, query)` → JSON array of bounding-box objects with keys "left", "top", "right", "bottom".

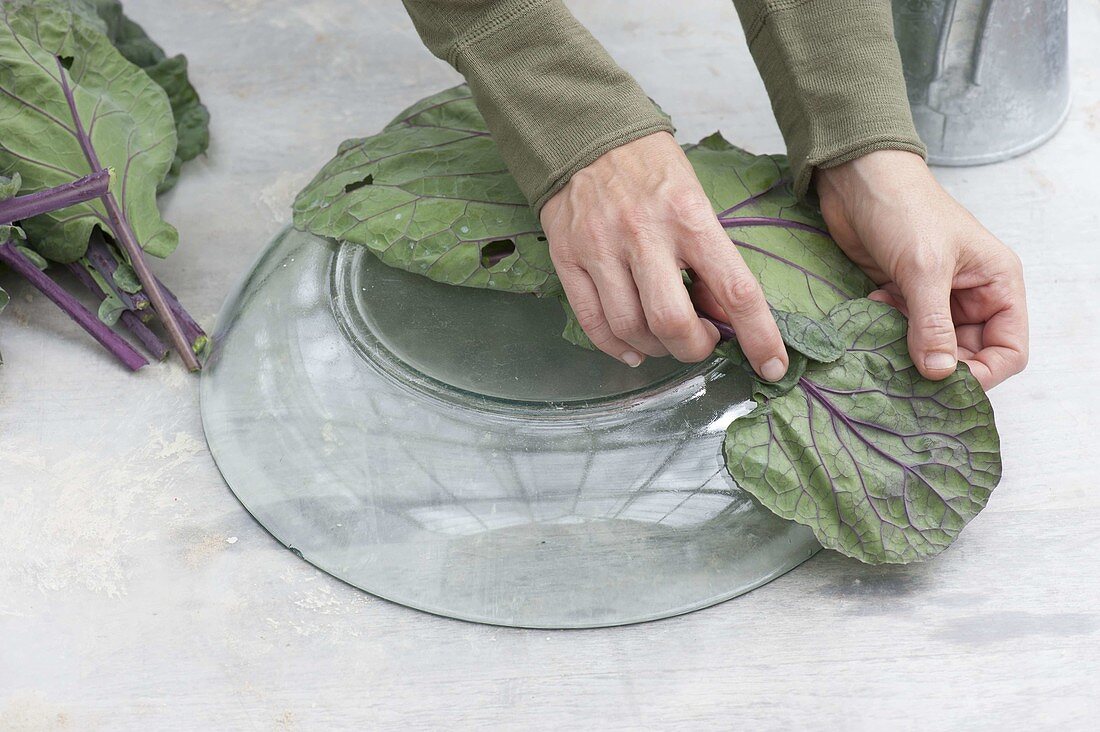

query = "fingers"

[
  {"left": 897, "top": 265, "right": 959, "bottom": 381},
  {"left": 630, "top": 249, "right": 719, "bottom": 362},
  {"left": 683, "top": 231, "right": 788, "bottom": 381},
  {"left": 948, "top": 258, "right": 1029, "bottom": 389},
  {"left": 954, "top": 323, "right": 984, "bottom": 357},
  {"left": 556, "top": 264, "right": 645, "bottom": 367},
  {"left": 874, "top": 282, "right": 1027, "bottom": 390},
  {"left": 961, "top": 295, "right": 1028, "bottom": 390},
  {"left": 588, "top": 263, "right": 670, "bottom": 358}
]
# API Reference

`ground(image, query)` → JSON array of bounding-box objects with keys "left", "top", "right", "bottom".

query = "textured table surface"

[{"left": 2, "top": 1, "right": 1098, "bottom": 729}]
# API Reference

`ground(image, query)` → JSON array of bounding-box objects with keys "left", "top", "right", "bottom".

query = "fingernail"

[
  {"left": 924, "top": 352, "right": 956, "bottom": 371},
  {"left": 621, "top": 351, "right": 644, "bottom": 368},
  {"left": 761, "top": 357, "right": 786, "bottom": 382}
]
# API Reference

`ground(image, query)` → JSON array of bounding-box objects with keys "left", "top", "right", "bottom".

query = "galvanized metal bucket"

[{"left": 892, "top": 0, "right": 1070, "bottom": 165}]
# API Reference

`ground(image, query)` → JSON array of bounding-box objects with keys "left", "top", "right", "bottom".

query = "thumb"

[{"left": 899, "top": 274, "right": 958, "bottom": 380}]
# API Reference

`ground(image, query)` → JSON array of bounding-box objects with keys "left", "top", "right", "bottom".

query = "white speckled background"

[{"left": 1, "top": 1, "right": 1098, "bottom": 728}]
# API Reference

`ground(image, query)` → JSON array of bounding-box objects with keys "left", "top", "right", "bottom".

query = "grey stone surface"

[{"left": 1, "top": 0, "right": 1098, "bottom": 728}]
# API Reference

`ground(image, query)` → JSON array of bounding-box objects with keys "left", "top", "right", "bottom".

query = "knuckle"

[
  {"left": 719, "top": 272, "right": 763, "bottom": 314},
  {"left": 668, "top": 190, "right": 711, "bottom": 223},
  {"left": 607, "top": 312, "right": 646, "bottom": 340},
  {"left": 915, "top": 310, "right": 955, "bottom": 337},
  {"left": 617, "top": 208, "right": 652, "bottom": 240},
  {"left": 572, "top": 304, "right": 606, "bottom": 334},
  {"left": 677, "top": 201, "right": 721, "bottom": 232},
  {"left": 648, "top": 306, "right": 694, "bottom": 338}
]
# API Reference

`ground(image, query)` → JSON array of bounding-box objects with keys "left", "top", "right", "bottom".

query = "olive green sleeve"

[
  {"left": 401, "top": 0, "right": 925, "bottom": 209},
  {"left": 400, "top": 0, "right": 674, "bottom": 212},
  {"left": 731, "top": 0, "right": 927, "bottom": 196}
]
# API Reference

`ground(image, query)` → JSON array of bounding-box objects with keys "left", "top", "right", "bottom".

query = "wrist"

[{"left": 815, "top": 150, "right": 931, "bottom": 203}]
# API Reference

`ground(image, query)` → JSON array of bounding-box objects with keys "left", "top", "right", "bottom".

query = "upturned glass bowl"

[{"left": 200, "top": 227, "right": 819, "bottom": 628}]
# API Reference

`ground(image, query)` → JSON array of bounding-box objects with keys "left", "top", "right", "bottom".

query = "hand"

[
  {"left": 540, "top": 132, "right": 788, "bottom": 381},
  {"left": 815, "top": 150, "right": 1028, "bottom": 389}
]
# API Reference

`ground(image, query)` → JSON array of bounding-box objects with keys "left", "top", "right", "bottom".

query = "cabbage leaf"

[
  {"left": 725, "top": 299, "right": 1001, "bottom": 563},
  {"left": 0, "top": 1, "right": 177, "bottom": 261}
]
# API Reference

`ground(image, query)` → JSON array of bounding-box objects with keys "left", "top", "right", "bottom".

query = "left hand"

[{"left": 813, "top": 150, "right": 1028, "bottom": 389}]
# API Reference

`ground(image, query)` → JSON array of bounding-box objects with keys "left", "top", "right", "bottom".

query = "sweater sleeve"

[
  {"left": 731, "top": 0, "right": 927, "bottom": 197},
  {"left": 401, "top": 0, "right": 674, "bottom": 212}
]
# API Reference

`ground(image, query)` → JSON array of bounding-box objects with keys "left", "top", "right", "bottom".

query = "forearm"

[
  {"left": 401, "top": 0, "right": 672, "bottom": 211},
  {"left": 731, "top": 0, "right": 926, "bottom": 197}
]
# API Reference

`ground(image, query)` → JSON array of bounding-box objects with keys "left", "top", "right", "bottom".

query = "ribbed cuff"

[
  {"left": 735, "top": 0, "right": 926, "bottom": 198},
  {"left": 450, "top": 0, "right": 673, "bottom": 212}
]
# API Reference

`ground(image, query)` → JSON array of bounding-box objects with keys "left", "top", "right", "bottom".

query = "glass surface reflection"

[{"left": 200, "top": 228, "right": 819, "bottom": 628}]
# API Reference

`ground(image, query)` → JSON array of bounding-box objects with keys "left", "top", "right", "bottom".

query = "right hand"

[{"left": 539, "top": 132, "right": 788, "bottom": 381}]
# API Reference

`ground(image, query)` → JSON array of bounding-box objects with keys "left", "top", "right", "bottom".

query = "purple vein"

[
  {"left": 719, "top": 216, "right": 829, "bottom": 237},
  {"left": 717, "top": 177, "right": 789, "bottom": 217},
  {"left": 798, "top": 376, "right": 958, "bottom": 512},
  {"left": 118, "top": 128, "right": 163, "bottom": 210},
  {"left": 0, "top": 142, "right": 84, "bottom": 179},
  {"left": 731, "top": 238, "right": 851, "bottom": 298},
  {"left": 808, "top": 393, "right": 883, "bottom": 530},
  {"left": 825, "top": 396, "right": 904, "bottom": 529},
  {"left": 810, "top": 382, "right": 968, "bottom": 414},
  {"left": 0, "top": 86, "right": 76, "bottom": 135}
]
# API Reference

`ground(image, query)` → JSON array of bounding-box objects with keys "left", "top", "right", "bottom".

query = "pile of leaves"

[
  {"left": 291, "top": 86, "right": 1002, "bottom": 565},
  {"left": 0, "top": 0, "right": 209, "bottom": 370}
]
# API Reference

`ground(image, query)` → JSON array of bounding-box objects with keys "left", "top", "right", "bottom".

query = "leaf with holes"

[
  {"left": 0, "top": 1, "right": 177, "bottom": 262},
  {"left": 293, "top": 85, "right": 557, "bottom": 295},
  {"left": 293, "top": 86, "right": 876, "bottom": 349},
  {"left": 724, "top": 298, "right": 1001, "bottom": 564}
]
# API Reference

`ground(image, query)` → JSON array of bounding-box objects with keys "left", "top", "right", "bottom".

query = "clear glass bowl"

[{"left": 200, "top": 227, "right": 819, "bottom": 628}]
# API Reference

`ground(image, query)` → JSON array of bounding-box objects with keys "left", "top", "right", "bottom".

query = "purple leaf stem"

[
  {"left": 0, "top": 169, "right": 111, "bottom": 224},
  {"left": 96, "top": 237, "right": 152, "bottom": 312},
  {"left": 0, "top": 240, "right": 146, "bottom": 371},
  {"left": 86, "top": 235, "right": 147, "bottom": 312},
  {"left": 117, "top": 309, "right": 168, "bottom": 360},
  {"left": 152, "top": 275, "right": 208, "bottom": 354},
  {"left": 697, "top": 309, "right": 735, "bottom": 342},
  {"left": 54, "top": 57, "right": 199, "bottom": 371},
  {"left": 65, "top": 260, "right": 169, "bottom": 360}
]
